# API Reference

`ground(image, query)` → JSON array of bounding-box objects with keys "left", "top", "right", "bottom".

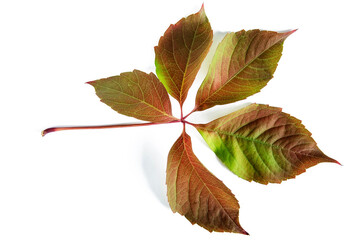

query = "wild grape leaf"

[
  {"left": 195, "top": 104, "right": 339, "bottom": 184},
  {"left": 194, "top": 30, "right": 295, "bottom": 111},
  {"left": 87, "top": 70, "right": 177, "bottom": 123},
  {"left": 166, "top": 130, "right": 248, "bottom": 234},
  {"left": 155, "top": 4, "right": 213, "bottom": 106}
]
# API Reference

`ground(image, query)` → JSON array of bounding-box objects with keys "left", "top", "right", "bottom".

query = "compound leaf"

[
  {"left": 195, "top": 104, "right": 339, "bottom": 184},
  {"left": 155, "top": 4, "right": 213, "bottom": 106},
  {"left": 166, "top": 130, "right": 248, "bottom": 234},
  {"left": 195, "top": 30, "right": 295, "bottom": 111},
  {"left": 87, "top": 70, "right": 177, "bottom": 123}
]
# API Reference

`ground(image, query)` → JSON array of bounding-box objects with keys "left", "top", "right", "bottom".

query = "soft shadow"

[
  {"left": 141, "top": 143, "right": 169, "bottom": 208},
  {"left": 188, "top": 101, "right": 253, "bottom": 124},
  {"left": 196, "top": 31, "right": 229, "bottom": 85}
]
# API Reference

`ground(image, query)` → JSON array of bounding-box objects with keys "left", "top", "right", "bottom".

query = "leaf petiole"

[
  {"left": 182, "top": 107, "right": 197, "bottom": 120},
  {"left": 42, "top": 119, "right": 199, "bottom": 137},
  {"left": 42, "top": 120, "right": 181, "bottom": 137}
]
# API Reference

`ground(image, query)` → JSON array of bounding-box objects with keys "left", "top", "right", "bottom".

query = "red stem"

[
  {"left": 183, "top": 120, "right": 196, "bottom": 127},
  {"left": 183, "top": 106, "right": 197, "bottom": 120},
  {"left": 42, "top": 120, "right": 180, "bottom": 136},
  {"left": 180, "top": 102, "right": 184, "bottom": 120}
]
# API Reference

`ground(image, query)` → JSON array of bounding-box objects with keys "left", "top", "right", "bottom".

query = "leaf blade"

[
  {"left": 196, "top": 104, "right": 339, "bottom": 184},
  {"left": 88, "top": 70, "right": 177, "bottom": 123},
  {"left": 195, "top": 30, "right": 295, "bottom": 111},
  {"left": 155, "top": 5, "right": 213, "bottom": 106},
  {"left": 167, "top": 130, "right": 247, "bottom": 234}
]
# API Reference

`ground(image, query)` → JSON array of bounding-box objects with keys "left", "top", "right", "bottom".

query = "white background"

[{"left": 1, "top": 0, "right": 361, "bottom": 239}]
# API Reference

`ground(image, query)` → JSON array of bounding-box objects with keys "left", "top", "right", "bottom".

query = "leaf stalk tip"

[{"left": 42, "top": 127, "right": 55, "bottom": 137}]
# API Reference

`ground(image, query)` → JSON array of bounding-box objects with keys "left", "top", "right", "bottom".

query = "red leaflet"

[
  {"left": 167, "top": 130, "right": 248, "bottom": 234},
  {"left": 87, "top": 70, "right": 177, "bottom": 123},
  {"left": 194, "top": 30, "right": 295, "bottom": 111},
  {"left": 155, "top": 4, "right": 213, "bottom": 108}
]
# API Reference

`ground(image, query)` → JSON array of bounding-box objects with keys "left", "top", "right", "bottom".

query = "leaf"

[
  {"left": 42, "top": 5, "right": 340, "bottom": 236},
  {"left": 166, "top": 130, "right": 248, "bottom": 234},
  {"left": 155, "top": 4, "right": 213, "bottom": 106},
  {"left": 195, "top": 104, "right": 339, "bottom": 184},
  {"left": 194, "top": 30, "right": 295, "bottom": 111},
  {"left": 87, "top": 70, "right": 177, "bottom": 123}
]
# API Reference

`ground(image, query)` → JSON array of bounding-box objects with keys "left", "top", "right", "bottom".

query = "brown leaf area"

[
  {"left": 87, "top": 70, "right": 177, "bottom": 123},
  {"left": 196, "top": 104, "right": 340, "bottom": 184},
  {"left": 155, "top": 5, "right": 213, "bottom": 106},
  {"left": 166, "top": 131, "right": 248, "bottom": 234}
]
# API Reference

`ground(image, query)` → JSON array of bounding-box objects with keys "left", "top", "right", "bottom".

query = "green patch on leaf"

[
  {"left": 196, "top": 104, "right": 339, "bottom": 184},
  {"left": 167, "top": 130, "right": 248, "bottom": 234}
]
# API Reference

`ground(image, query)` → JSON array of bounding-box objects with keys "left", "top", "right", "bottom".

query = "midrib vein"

[
  {"left": 97, "top": 83, "right": 174, "bottom": 118},
  {"left": 179, "top": 18, "right": 201, "bottom": 103},
  {"left": 199, "top": 127, "right": 325, "bottom": 159}
]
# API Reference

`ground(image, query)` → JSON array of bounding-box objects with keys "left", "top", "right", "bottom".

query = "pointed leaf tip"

[
  {"left": 200, "top": 3, "right": 205, "bottom": 13},
  {"left": 332, "top": 159, "right": 342, "bottom": 166},
  {"left": 285, "top": 28, "right": 297, "bottom": 36}
]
